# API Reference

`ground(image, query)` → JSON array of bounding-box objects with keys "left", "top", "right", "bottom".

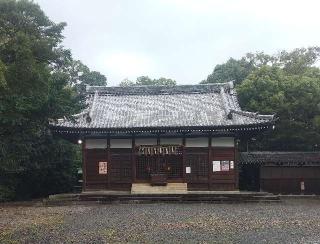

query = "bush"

[{"left": 0, "top": 185, "right": 15, "bottom": 202}]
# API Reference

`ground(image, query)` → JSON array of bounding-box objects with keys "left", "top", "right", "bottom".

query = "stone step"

[
  {"left": 78, "top": 195, "right": 281, "bottom": 203},
  {"left": 131, "top": 183, "right": 188, "bottom": 194},
  {"left": 46, "top": 191, "right": 281, "bottom": 204}
]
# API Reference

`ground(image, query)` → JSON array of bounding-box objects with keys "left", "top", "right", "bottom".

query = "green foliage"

[
  {"left": 204, "top": 47, "right": 320, "bottom": 151},
  {"left": 66, "top": 59, "right": 107, "bottom": 87},
  {"left": 80, "top": 71, "right": 107, "bottom": 86},
  {"left": 236, "top": 55, "right": 320, "bottom": 151},
  {"left": 279, "top": 47, "right": 320, "bottom": 75},
  {"left": 205, "top": 48, "right": 320, "bottom": 86},
  {"left": 13, "top": 137, "right": 79, "bottom": 199},
  {"left": 119, "top": 78, "right": 135, "bottom": 87},
  {"left": 0, "top": 0, "right": 95, "bottom": 201},
  {"left": 0, "top": 60, "right": 6, "bottom": 88},
  {"left": 0, "top": 185, "right": 15, "bottom": 202},
  {"left": 204, "top": 58, "right": 255, "bottom": 85},
  {"left": 237, "top": 66, "right": 286, "bottom": 114},
  {"left": 119, "top": 76, "right": 176, "bottom": 86}
]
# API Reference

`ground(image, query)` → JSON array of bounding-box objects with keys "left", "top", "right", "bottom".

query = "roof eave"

[{"left": 50, "top": 120, "right": 275, "bottom": 134}]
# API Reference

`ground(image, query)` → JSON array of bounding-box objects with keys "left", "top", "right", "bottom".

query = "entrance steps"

[{"left": 131, "top": 183, "right": 188, "bottom": 194}]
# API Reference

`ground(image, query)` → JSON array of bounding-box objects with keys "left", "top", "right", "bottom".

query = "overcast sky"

[{"left": 35, "top": 0, "right": 320, "bottom": 86}]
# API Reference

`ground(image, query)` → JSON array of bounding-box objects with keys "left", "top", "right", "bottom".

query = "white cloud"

[
  {"left": 99, "top": 52, "right": 155, "bottom": 84},
  {"left": 35, "top": 0, "right": 320, "bottom": 85}
]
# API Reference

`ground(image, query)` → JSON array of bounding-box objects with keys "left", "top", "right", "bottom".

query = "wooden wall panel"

[
  {"left": 110, "top": 149, "right": 132, "bottom": 186},
  {"left": 84, "top": 145, "right": 239, "bottom": 192},
  {"left": 185, "top": 148, "right": 209, "bottom": 189},
  {"left": 185, "top": 147, "right": 238, "bottom": 191},
  {"left": 260, "top": 166, "right": 320, "bottom": 194},
  {"left": 85, "top": 149, "right": 108, "bottom": 190},
  {"left": 85, "top": 148, "right": 133, "bottom": 190},
  {"left": 212, "top": 147, "right": 235, "bottom": 160},
  {"left": 211, "top": 147, "right": 236, "bottom": 191}
]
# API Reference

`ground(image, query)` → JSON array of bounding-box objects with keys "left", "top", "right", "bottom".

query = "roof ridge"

[
  {"left": 85, "top": 82, "right": 235, "bottom": 96},
  {"left": 239, "top": 151, "right": 320, "bottom": 165}
]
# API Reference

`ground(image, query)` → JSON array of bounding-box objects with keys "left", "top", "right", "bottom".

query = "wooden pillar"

[
  {"left": 208, "top": 134, "right": 213, "bottom": 190},
  {"left": 82, "top": 140, "right": 87, "bottom": 192},
  {"left": 131, "top": 136, "right": 136, "bottom": 183},
  {"left": 234, "top": 138, "right": 239, "bottom": 190},
  {"left": 156, "top": 134, "right": 160, "bottom": 176},
  {"left": 182, "top": 135, "right": 186, "bottom": 183},
  {"left": 107, "top": 137, "right": 111, "bottom": 189}
]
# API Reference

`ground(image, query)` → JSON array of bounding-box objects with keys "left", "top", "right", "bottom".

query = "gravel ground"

[{"left": 1, "top": 199, "right": 320, "bottom": 243}]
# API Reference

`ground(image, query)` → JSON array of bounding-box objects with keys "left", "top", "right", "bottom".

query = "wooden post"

[
  {"left": 82, "top": 140, "right": 87, "bottom": 192},
  {"left": 208, "top": 134, "right": 213, "bottom": 190},
  {"left": 182, "top": 135, "right": 186, "bottom": 183},
  {"left": 132, "top": 136, "right": 136, "bottom": 183},
  {"left": 107, "top": 137, "right": 111, "bottom": 189},
  {"left": 156, "top": 134, "right": 160, "bottom": 178},
  {"left": 234, "top": 138, "right": 239, "bottom": 190}
]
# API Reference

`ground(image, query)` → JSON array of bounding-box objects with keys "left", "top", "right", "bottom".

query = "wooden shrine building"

[{"left": 51, "top": 82, "right": 275, "bottom": 192}]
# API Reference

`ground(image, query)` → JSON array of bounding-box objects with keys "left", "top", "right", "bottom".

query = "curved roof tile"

[{"left": 51, "top": 82, "right": 275, "bottom": 130}]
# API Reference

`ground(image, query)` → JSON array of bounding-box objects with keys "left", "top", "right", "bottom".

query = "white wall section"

[
  {"left": 160, "top": 138, "right": 183, "bottom": 145},
  {"left": 211, "top": 137, "right": 234, "bottom": 147},
  {"left": 135, "top": 138, "right": 157, "bottom": 146},
  {"left": 85, "top": 139, "right": 108, "bottom": 149},
  {"left": 110, "top": 139, "right": 132, "bottom": 148},
  {"left": 185, "top": 137, "right": 208, "bottom": 147}
]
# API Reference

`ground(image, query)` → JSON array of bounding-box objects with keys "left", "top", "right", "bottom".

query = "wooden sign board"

[{"left": 99, "top": 161, "right": 108, "bottom": 174}]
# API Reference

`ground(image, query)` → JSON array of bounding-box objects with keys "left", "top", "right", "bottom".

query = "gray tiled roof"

[
  {"left": 51, "top": 82, "right": 275, "bottom": 130},
  {"left": 239, "top": 151, "right": 320, "bottom": 165}
]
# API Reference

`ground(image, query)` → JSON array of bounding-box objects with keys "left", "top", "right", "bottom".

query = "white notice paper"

[
  {"left": 230, "top": 161, "right": 234, "bottom": 169},
  {"left": 99, "top": 161, "right": 108, "bottom": 174},
  {"left": 212, "top": 161, "right": 221, "bottom": 172},
  {"left": 221, "top": 161, "right": 230, "bottom": 171},
  {"left": 186, "top": 167, "right": 191, "bottom": 174}
]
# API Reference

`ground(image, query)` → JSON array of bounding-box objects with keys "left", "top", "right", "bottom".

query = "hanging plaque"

[{"left": 99, "top": 161, "right": 108, "bottom": 174}]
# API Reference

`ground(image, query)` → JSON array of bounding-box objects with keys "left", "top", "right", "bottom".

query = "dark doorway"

[{"left": 239, "top": 164, "right": 260, "bottom": 191}]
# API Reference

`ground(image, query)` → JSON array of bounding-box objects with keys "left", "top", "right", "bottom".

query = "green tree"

[
  {"left": 279, "top": 47, "right": 320, "bottom": 75},
  {"left": 204, "top": 48, "right": 320, "bottom": 85},
  {"left": 237, "top": 64, "right": 320, "bottom": 151},
  {"left": 204, "top": 58, "right": 255, "bottom": 85},
  {"left": 80, "top": 70, "right": 107, "bottom": 86},
  {"left": 204, "top": 46, "right": 320, "bottom": 151},
  {"left": 119, "top": 78, "right": 135, "bottom": 87},
  {"left": 0, "top": 0, "right": 86, "bottom": 200},
  {"left": 66, "top": 59, "right": 107, "bottom": 87},
  {"left": 119, "top": 76, "right": 176, "bottom": 86},
  {"left": 155, "top": 77, "right": 176, "bottom": 86}
]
